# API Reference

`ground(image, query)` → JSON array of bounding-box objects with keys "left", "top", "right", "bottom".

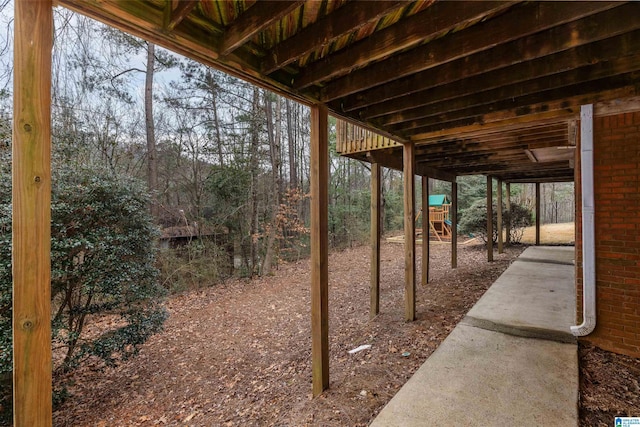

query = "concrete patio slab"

[
  {"left": 466, "top": 246, "right": 576, "bottom": 342},
  {"left": 370, "top": 324, "right": 578, "bottom": 427},
  {"left": 370, "top": 246, "right": 578, "bottom": 427}
]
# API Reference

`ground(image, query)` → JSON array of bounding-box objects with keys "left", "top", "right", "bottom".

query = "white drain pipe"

[{"left": 571, "top": 104, "right": 596, "bottom": 336}]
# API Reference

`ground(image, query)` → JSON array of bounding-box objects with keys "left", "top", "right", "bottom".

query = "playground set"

[{"left": 416, "top": 194, "right": 452, "bottom": 242}]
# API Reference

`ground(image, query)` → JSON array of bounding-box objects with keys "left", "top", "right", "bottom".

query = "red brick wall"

[{"left": 577, "top": 111, "right": 640, "bottom": 357}]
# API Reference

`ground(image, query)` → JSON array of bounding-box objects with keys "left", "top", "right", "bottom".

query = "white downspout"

[{"left": 571, "top": 104, "right": 596, "bottom": 336}]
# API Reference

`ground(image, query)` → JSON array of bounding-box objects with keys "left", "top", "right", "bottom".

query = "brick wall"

[{"left": 577, "top": 111, "right": 640, "bottom": 357}]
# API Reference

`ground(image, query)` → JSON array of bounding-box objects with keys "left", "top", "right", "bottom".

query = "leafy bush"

[
  {"left": 0, "top": 164, "right": 166, "bottom": 379},
  {"left": 459, "top": 199, "right": 532, "bottom": 244}
]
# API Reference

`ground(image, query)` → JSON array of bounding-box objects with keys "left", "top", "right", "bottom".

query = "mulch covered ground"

[
  {"left": 8, "top": 238, "right": 635, "bottom": 426},
  {"left": 51, "top": 241, "right": 524, "bottom": 426}
]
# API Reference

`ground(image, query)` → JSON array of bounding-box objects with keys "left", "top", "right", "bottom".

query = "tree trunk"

[
  {"left": 262, "top": 92, "right": 282, "bottom": 275},
  {"left": 248, "top": 87, "right": 261, "bottom": 276},
  {"left": 145, "top": 42, "right": 159, "bottom": 218},
  {"left": 206, "top": 69, "right": 225, "bottom": 167},
  {"left": 286, "top": 99, "right": 298, "bottom": 189}
]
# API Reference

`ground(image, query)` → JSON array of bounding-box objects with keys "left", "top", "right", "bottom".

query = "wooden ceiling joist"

[
  {"left": 319, "top": 1, "right": 619, "bottom": 102},
  {"left": 358, "top": 30, "right": 640, "bottom": 126},
  {"left": 337, "top": 2, "right": 640, "bottom": 112},
  {"left": 261, "top": 1, "right": 406, "bottom": 75},
  {"left": 220, "top": 1, "right": 305, "bottom": 56},
  {"left": 164, "top": 0, "right": 199, "bottom": 31},
  {"left": 407, "top": 83, "right": 640, "bottom": 137},
  {"left": 292, "top": 1, "right": 512, "bottom": 90}
]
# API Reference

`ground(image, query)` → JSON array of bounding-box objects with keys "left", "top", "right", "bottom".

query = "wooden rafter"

[
  {"left": 405, "top": 83, "right": 640, "bottom": 137},
  {"left": 262, "top": 1, "right": 405, "bottom": 74},
  {"left": 293, "top": 1, "right": 512, "bottom": 90},
  {"left": 220, "top": 1, "right": 304, "bottom": 56},
  {"left": 319, "top": 1, "right": 618, "bottom": 101},
  {"left": 357, "top": 30, "right": 640, "bottom": 120},
  {"left": 390, "top": 70, "right": 640, "bottom": 134},
  {"left": 337, "top": 2, "right": 639, "bottom": 111},
  {"left": 164, "top": 0, "right": 199, "bottom": 31}
]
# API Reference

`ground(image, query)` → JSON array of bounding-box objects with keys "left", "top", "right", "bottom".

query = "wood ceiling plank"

[
  {"left": 319, "top": 1, "right": 619, "bottom": 101},
  {"left": 392, "top": 72, "right": 640, "bottom": 133},
  {"left": 336, "top": 2, "right": 640, "bottom": 110},
  {"left": 262, "top": 1, "right": 405, "bottom": 74},
  {"left": 383, "top": 52, "right": 640, "bottom": 129},
  {"left": 291, "top": 1, "right": 513, "bottom": 90},
  {"left": 358, "top": 30, "right": 640, "bottom": 120},
  {"left": 165, "top": 0, "right": 199, "bottom": 31},
  {"left": 220, "top": 0, "right": 304, "bottom": 56},
  {"left": 408, "top": 84, "right": 640, "bottom": 138}
]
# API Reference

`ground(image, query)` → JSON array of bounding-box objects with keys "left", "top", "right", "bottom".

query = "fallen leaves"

[{"left": 52, "top": 242, "right": 525, "bottom": 426}]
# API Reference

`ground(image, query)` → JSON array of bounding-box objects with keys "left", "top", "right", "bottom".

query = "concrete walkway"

[{"left": 371, "top": 246, "right": 578, "bottom": 427}]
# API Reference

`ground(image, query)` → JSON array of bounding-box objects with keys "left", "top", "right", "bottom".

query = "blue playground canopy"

[{"left": 429, "top": 194, "right": 450, "bottom": 207}]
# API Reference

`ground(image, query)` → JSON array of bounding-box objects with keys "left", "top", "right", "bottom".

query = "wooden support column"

[
  {"left": 505, "top": 183, "right": 511, "bottom": 245},
  {"left": 370, "top": 163, "right": 381, "bottom": 319},
  {"left": 310, "top": 105, "right": 329, "bottom": 396},
  {"left": 487, "top": 176, "right": 494, "bottom": 262},
  {"left": 13, "top": 1, "right": 53, "bottom": 426},
  {"left": 451, "top": 180, "right": 458, "bottom": 268},
  {"left": 535, "top": 182, "right": 541, "bottom": 246},
  {"left": 403, "top": 143, "right": 416, "bottom": 321},
  {"left": 497, "top": 179, "right": 504, "bottom": 254},
  {"left": 421, "top": 176, "right": 429, "bottom": 285}
]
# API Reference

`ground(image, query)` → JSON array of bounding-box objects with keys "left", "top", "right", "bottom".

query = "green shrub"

[
  {"left": 459, "top": 199, "right": 532, "bottom": 244},
  {"left": 0, "top": 163, "right": 166, "bottom": 403}
]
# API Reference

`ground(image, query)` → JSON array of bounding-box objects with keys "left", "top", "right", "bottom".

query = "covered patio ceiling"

[{"left": 56, "top": 0, "right": 640, "bottom": 182}]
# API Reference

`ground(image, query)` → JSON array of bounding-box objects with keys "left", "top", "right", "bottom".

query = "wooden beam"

[
  {"left": 380, "top": 46, "right": 640, "bottom": 128},
  {"left": 310, "top": 104, "right": 329, "bottom": 396},
  {"left": 403, "top": 143, "right": 416, "bottom": 322},
  {"left": 505, "top": 183, "right": 512, "bottom": 245},
  {"left": 220, "top": 1, "right": 304, "bottom": 56},
  {"left": 320, "top": 1, "right": 619, "bottom": 101},
  {"left": 370, "top": 163, "right": 381, "bottom": 319},
  {"left": 262, "top": 1, "right": 404, "bottom": 74},
  {"left": 355, "top": 29, "right": 640, "bottom": 119},
  {"left": 339, "top": 2, "right": 638, "bottom": 110},
  {"left": 421, "top": 176, "right": 429, "bottom": 285},
  {"left": 390, "top": 71, "right": 640, "bottom": 133},
  {"left": 487, "top": 176, "right": 494, "bottom": 262},
  {"left": 451, "top": 181, "right": 458, "bottom": 269},
  {"left": 164, "top": 0, "right": 198, "bottom": 31},
  {"left": 409, "top": 83, "right": 640, "bottom": 140},
  {"left": 535, "top": 182, "right": 541, "bottom": 246},
  {"left": 497, "top": 179, "right": 504, "bottom": 254},
  {"left": 293, "top": 1, "right": 511, "bottom": 90},
  {"left": 13, "top": 0, "right": 53, "bottom": 426},
  {"left": 366, "top": 149, "right": 457, "bottom": 182}
]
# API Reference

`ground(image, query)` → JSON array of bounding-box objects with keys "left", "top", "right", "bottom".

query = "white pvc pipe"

[{"left": 571, "top": 104, "right": 596, "bottom": 336}]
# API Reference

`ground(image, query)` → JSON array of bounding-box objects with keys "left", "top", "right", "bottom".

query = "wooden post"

[
  {"left": 451, "top": 180, "right": 458, "bottom": 268},
  {"left": 421, "top": 176, "right": 429, "bottom": 285},
  {"left": 403, "top": 143, "right": 416, "bottom": 321},
  {"left": 535, "top": 182, "right": 541, "bottom": 246},
  {"left": 13, "top": 1, "right": 53, "bottom": 426},
  {"left": 497, "top": 179, "right": 504, "bottom": 254},
  {"left": 310, "top": 105, "right": 329, "bottom": 396},
  {"left": 370, "top": 163, "right": 381, "bottom": 318},
  {"left": 505, "top": 183, "right": 511, "bottom": 245},
  {"left": 487, "top": 176, "right": 494, "bottom": 262}
]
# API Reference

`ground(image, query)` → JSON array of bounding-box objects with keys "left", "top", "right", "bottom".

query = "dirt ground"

[
  {"left": 46, "top": 237, "right": 639, "bottom": 426},
  {"left": 51, "top": 242, "right": 523, "bottom": 426}
]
